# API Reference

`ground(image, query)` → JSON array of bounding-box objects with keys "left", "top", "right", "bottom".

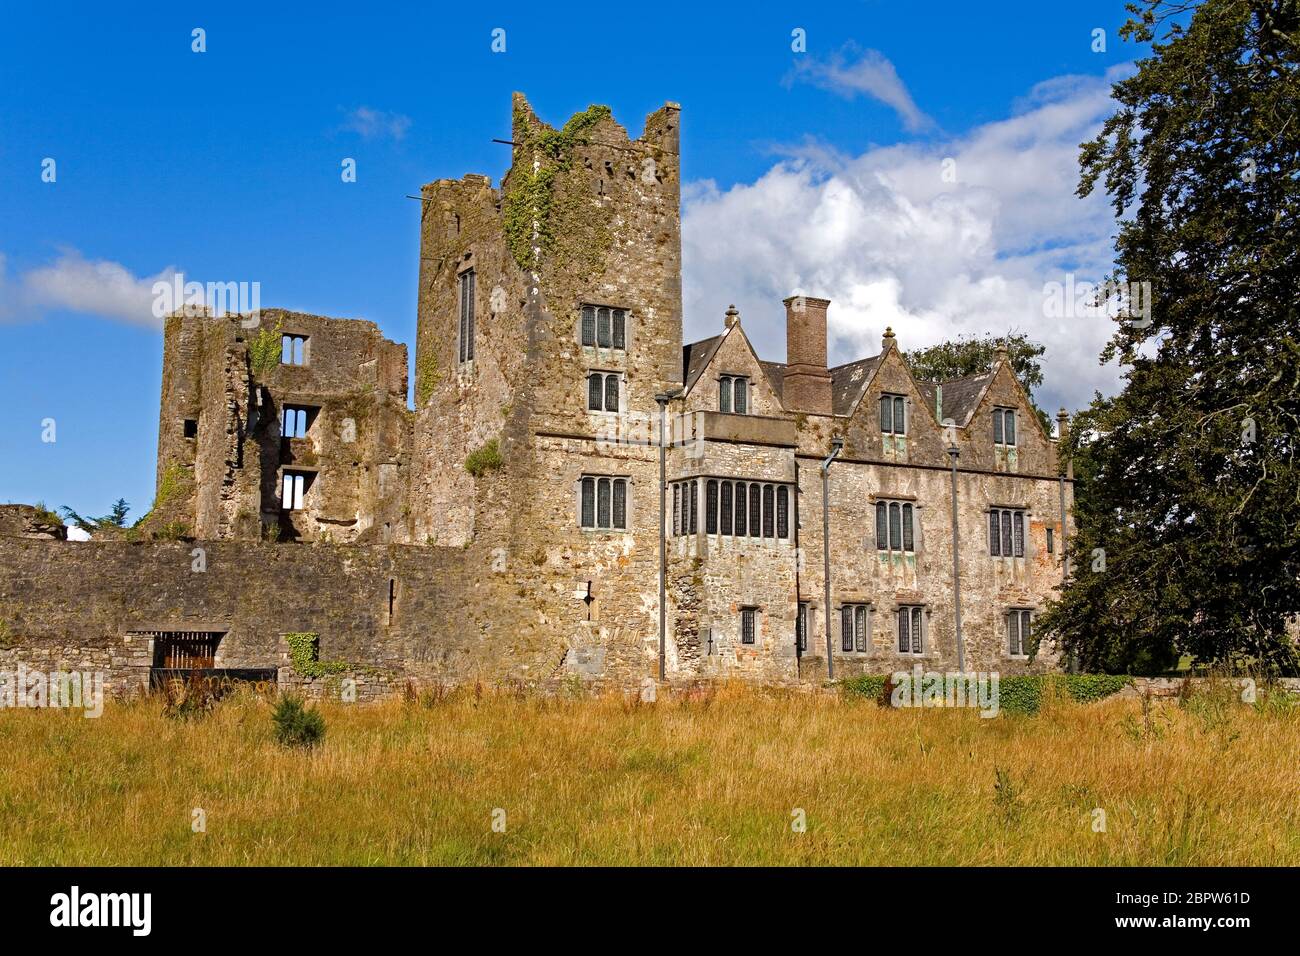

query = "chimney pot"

[{"left": 782, "top": 295, "right": 833, "bottom": 415}]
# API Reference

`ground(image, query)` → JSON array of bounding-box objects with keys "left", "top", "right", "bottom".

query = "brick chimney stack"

[{"left": 782, "top": 295, "right": 833, "bottom": 415}]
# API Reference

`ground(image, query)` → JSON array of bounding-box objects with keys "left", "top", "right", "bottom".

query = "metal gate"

[{"left": 141, "top": 631, "right": 223, "bottom": 669}]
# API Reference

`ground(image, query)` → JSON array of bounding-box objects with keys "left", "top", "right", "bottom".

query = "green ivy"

[
  {"left": 285, "top": 632, "right": 348, "bottom": 679},
  {"left": 415, "top": 351, "right": 442, "bottom": 407},
  {"left": 502, "top": 104, "right": 611, "bottom": 271}
]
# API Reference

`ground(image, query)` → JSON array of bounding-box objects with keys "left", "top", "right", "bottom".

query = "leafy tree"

[
  {"left": 1038, "top": 0, "right": 1300, "bottom": 675},
  {"left": 60, "top": 498, "right": 130, "bottom": 532},
  {"left": 904, "top": 332, "right": 1052, "bottom": 433}
]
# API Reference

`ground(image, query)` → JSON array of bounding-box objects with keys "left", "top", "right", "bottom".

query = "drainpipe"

[
  {"left": 655, "top": 391, "right": 680, "bottom": 682},
  {"left": 947, "top": 442, "right": 966, "bottom": 672},
  {"left": 820, "top": 437, "right": 843, "bottom": 680},
  {"left": 1056, "top": 407, "right": 1075, "bottom": 673}
]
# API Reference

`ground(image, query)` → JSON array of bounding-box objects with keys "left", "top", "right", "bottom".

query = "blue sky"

[{"left": 0, "top": 0, "right": 1144, "bottom": 521}]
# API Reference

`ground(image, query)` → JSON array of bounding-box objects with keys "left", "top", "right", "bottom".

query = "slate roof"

[
  {"left": 682, "top": 335, "right": 724, "bottom": 391},
  {"left": 928, "top": 370, "right": 995, "bottom": 426},
  {"left": 829, "top": 356, "right": 882, "bottom": 417},
  {"left": 680, "top": 331, "right": 998, "bottom": 427}
]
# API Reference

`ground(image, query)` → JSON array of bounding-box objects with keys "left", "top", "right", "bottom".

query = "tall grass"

[{"left": 0, "top": 683, "right": 1295, "bottom": 865}]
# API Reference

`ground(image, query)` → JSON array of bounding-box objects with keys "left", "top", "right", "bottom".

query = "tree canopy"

[{"left": 1038, "top": 0, "right": 1300, "bottom": 675}]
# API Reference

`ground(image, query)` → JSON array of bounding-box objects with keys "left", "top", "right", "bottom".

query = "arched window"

[
  {"left": 604, "top": 374, "right": 619, "bottom": 413},
  {"left": 875, "top": 501, "right": 888, "bottom": 550},
  {"left": 672, "top": 483, "right": 681, "bottom": 536},
  {"left": 720, "top": 481, "right": 733, "bottom": 535},
  {"left": 776, "top": 486, "right": 789, "bottom": 538},
  {"left": 588, "top": 374, "right": 603, "bottom": 411},
  {"left": 901, "top": 504, "right": 914, "bottom": 551},
  {"left": 706, "top": 480, "right": 718, "bottom": 534},
  {"left": 734, "top": 483, "right": 747, "bottom": 536},
  {"left": 719, "top": 377, "right": 732, "bottom": 413},
  {"left": 581, "top": 306, "right": 596, "bottom": 346},
  {"left": 762, "top": 485, "right": 775, "bottom": 537},
  {"left": 889, "top": 502, "right": 902, "bottom": 551},
  {"left": 748, "top": 483, "right": 761, "bottom": 537},
  {"left": 734, "top": 378, "right": 748, "bottom": 414},
  {"left": 687, "top": 481, "right": 697, "bottom": 534}
]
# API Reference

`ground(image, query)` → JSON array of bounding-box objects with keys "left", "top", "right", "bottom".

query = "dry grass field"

[{"left": 1, "top": 683, "right": 1296, "bottom": 866}]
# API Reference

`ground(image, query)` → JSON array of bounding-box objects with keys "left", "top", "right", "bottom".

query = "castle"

[{"left": 0, "top": 95, "right": 1073, "bottom": 695}]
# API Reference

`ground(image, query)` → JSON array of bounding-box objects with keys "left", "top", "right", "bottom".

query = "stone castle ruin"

[{"left": 0, "top": 94, "right": 1074, "bottom": 696}]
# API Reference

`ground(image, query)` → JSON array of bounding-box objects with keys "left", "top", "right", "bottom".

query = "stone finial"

[
  {"left": 724, "top": 304, "right": 740, "bottom": 329},
  {"left": 994, "top": 339, "right": 1010, "bottom": 364},
  {"left": 882, "top": 326, "right": 896, "bottom": 352}
]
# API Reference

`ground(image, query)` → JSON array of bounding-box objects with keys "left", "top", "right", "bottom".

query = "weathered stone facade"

[{"left": 0, "top": 94, "right": 1073, "bottom": 696}]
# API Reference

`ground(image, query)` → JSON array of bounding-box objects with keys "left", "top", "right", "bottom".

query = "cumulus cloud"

[
  {"left": 683, "top": 67, "right": 1132, "bottom": 414},
  {"left": 0, "top": 250, "right": 178, "bottom": 328},
  {"left": 341, "top": 106, "right": 412, "bottom": 141},
  {"left": 789, "top": 45, "right": 934, "bottom": 133}
]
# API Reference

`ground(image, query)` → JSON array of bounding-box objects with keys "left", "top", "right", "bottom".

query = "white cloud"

[
  {"left": 683, "top": 68, "right": 1132, "bottom": 414},
  {"left": 790, "top": 45, "right": 934, "bottom": 133},
  {"left": 341, "top": 106, "right": 412, "bottom": 141},
  {"left": 0, "top": 250, "right": 178, "bottom": 328}
]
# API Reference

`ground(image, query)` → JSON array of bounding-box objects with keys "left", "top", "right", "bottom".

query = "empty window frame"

[
  {"left": 458, "top": 270, "right": 476, "bottom": 364},
  {"left": 840, "top": 604, "right": 869, "bottom": 653},
  {"left": 989, "top": 508, "right": 1026, "bottom": 558},
  {"left": 718, "top": 376, "right": 749, "bottom": 414},
  {"left": 1007, "top": 608, "right": 1032, "bottom": 658},
  {"left": 281, "top": 334, "right": 308, "bottom": 366},
  {"left": 741, "top": 607, "right": 757, "bottom": 645},
  {"left": 587, "top": 372, "right": 620, "bottom": 412},
  {"left": 797, "top": 602, "right": 809, "bottom": 654},
  {"left": 580, "top": 305, "right": 627, "bottom": 349},
  {"left": 281, "top": 404, "right": 313, "bottom": 439},
  {"left": 880, "top": 393, "right": 907, "bottom": 435},
  {"left": 897, "top": 606, "right": 924, "bottom": 655},
  {"left": 993, "top": 407, "right": 1016, "bottom": 446},
  {"left": 580, "top": 476, "right": 628, "bottom": 530},
  {"left": 281, "top": 470, "right": 311, "bottom": 510},
  {"left": 182, "top": 419, "right": 198, "bottom": 439},
  {"left": 874, "top": 500, "right": 916, "bottom": 553}
]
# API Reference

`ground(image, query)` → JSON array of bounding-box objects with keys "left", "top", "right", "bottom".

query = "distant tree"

[
  {"left": 904, "top": 332, "right": 1052, "bottom": 433},
  {"left": 1038, "top": 0, "right": 1300, "bottom": 675},
  {"left": 60, "top": 498, "right": 130, "bottom": 532}
]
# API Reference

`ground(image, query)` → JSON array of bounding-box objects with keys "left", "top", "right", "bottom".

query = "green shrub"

[
  {"left": 465, "top": 438, "right": 503, "bottom": 477},
  {"left": 248, "top": 320, "right": 284, "bottom": 376},
  {"left": 840, "top": 674, "right": 891, "bottom": 704},
  {"left": 844, "top": 672, "right": 1132, "bottom": 716},
  {"left": 999, "top": 674, "right": 1133, "bottom": 716},
  {"left": 272, "top": 694, "right": 325, "bottom": 749}
]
